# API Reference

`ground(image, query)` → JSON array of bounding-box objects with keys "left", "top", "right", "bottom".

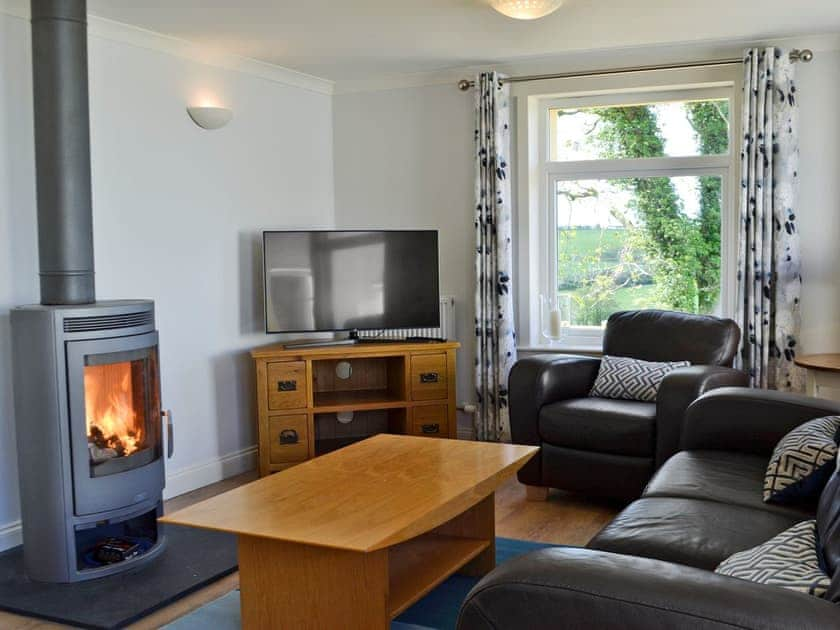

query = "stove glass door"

[
  {"left": 84, "top": 347, "right": 160, "bottom": 477},
  {"left": 67, "top": 331, "right": 165, "bottom": 516}
]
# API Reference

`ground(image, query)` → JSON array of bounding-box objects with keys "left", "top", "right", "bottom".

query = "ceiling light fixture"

[{"left": 490, "top": 0, "right": 563, "bottom": 20}]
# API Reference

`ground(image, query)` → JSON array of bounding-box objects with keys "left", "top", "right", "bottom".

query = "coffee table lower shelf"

[{"left": 388, "top": 533, "right": 491, "bottom": 617}]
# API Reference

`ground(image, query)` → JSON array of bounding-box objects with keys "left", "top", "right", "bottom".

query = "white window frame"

[{"left": 514, "top": 67, "right": 741, "bottom": 352}]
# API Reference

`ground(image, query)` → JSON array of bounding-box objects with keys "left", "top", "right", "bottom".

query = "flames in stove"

[{"left": 85, "top": 362, "right": 143, "bottom": 463}]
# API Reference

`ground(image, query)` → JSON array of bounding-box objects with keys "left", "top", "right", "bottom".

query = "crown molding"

[
  {"left": 333, "top": 31, "right": 840, "bottom": 95},
  {"left": 0, "top": 0, "right": 334, "bottom": 96},
  {"left": 333, "top": 65, "right": 493, "bottom": 95}
]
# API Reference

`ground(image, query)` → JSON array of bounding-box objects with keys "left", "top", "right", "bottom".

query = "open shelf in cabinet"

[
  {"left": 314, "top": 408, "right": 408, "bottom": 456},
  {"left": 312, "top": 355, "right": 406, "bottom": 412}
]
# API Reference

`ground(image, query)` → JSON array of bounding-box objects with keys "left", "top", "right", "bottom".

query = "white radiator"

[{"left": 357, "top": 296, "right": 456, "bottom": 341}]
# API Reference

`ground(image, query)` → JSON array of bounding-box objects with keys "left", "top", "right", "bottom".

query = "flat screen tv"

[{"left": 263, "top": 230, "right": 440, "bottom": 334}]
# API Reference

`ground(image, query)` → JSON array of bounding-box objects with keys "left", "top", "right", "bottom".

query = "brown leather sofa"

[
  {"left": 458, "top": 388, "right": 840, "bottom": 630},
  {"left": 510, "top": 310, "right": 747, "bottom": 501}
]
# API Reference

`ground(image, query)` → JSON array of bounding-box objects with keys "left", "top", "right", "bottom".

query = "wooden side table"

[{"left": 794, "top": 354, "right": 840, "bottom": 400}]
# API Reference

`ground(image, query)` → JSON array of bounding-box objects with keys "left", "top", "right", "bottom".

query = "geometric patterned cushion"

[
  {"left": 715, "top": 520, "right": 831, "bottom": 597},
  {"left": 589, "top": 355, "right": 690, "bottom": 402},
  {"left": 764, "top": 416, "right": 840, "bottom": 504}
]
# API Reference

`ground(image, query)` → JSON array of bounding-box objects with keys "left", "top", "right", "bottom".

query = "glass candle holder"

[{"left": 540, "top": 294, "right": 571, "bottom": 342}]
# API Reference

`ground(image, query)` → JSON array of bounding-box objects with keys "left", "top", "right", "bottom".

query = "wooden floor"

[{"left": 0, "top": 472, "right": 618, "bottom": 630}]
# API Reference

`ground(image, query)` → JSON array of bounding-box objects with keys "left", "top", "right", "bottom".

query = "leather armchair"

[{"left": 510, "top": 310, "right": 747, "bottom": 501}]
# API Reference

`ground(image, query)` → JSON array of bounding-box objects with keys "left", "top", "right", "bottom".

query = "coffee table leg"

[
  {"left": 238, "top": 535, "right": 389, "bottom": 629},
  {"left": 434, "top": 493, "right": 496, "bottom": 576}
]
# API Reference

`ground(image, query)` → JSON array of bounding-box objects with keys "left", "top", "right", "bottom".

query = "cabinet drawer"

[
  {"left": 268, "top": 414, "right": 309, "bottom": 463},
  {"left": 267, "top": 361, "right": 307, "bottom": 410},
  {"left": 410, "top": 404, "right": 449, "bottom": 438},
  {"left": 410, "top": 354, "right": 448, "bottom": 401}
]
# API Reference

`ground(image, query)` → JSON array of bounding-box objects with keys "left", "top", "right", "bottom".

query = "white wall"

[
  {"left": 0, "top": 10, "right": 38, "bottom": 550},
  {"left": 333, "top": 85, "right": 475, "bottom": 407},
  {"left": 333, "top": 38, "right": 840, "bottom": 410},
  {"left": 0, "top": 10, "right": 334, "bottom": 549},
  {"left": 797, "top": 49, "right": 840, "bottom": 353}
]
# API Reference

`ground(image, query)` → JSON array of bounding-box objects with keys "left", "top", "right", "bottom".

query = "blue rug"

[{"left": 163, "top": 537, "right": 555, "bottom": 630}]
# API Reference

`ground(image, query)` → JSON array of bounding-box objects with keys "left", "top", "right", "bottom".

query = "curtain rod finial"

[
  {"left": 458, "top": 79, "right": 473, "bottom": 91},
  {"left": 791, "top": 49, "right": 814, "bottom": 63}
]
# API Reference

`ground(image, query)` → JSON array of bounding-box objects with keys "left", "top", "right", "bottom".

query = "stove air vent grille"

[{"left": 63, "top": 311, "right": 154, "bottom": 333}]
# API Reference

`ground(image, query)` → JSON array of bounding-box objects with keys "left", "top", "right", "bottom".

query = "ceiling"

[{"left": 86, "top": 0, "right": 840, "bottom": 82}]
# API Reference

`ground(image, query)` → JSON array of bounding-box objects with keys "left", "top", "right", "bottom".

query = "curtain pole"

[{"left": 457, "top": 49, "right": 814, "bottom": 91}]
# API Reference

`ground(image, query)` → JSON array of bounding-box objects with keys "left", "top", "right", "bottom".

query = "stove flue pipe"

[{"left": 30, "top": 0, "right": 96, "bottom": 305}]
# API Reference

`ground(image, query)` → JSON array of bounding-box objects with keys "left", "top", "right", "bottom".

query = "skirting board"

[
  {"left": 163, "top": 445, "right": 258, "bottom": 500},
  {"left": 0, "top": 520, "right": 22, "bottom": 552}
]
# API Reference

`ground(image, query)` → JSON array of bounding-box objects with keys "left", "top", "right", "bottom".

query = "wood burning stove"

[
  {"left": 11, "top": 301, "right": 170, "bottom": 582},
  {"left": 10, "top": 0, "right": 173, "bottom": 583}
]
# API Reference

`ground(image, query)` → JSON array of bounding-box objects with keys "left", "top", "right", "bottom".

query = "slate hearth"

[{"left": 0, "top": 525, "right": 237, "bottom": 630}]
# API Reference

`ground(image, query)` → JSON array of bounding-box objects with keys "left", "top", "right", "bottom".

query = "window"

[{"left": 517, "top": 77, "right": 739, "bottom": 350}]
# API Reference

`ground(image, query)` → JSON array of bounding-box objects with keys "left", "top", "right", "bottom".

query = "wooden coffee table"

[{"left": 160, "top": 434, "right": 537, "bottom": 629}]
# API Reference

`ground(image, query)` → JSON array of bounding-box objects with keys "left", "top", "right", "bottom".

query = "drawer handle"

[
  {"left": 419, "top": 372, "right": 440, "bottom": 384},
  {"left": 421, "top": 423, "right": 440, "bottom": 434},
  {"left": 278, "top": 380, "right": 298, "bottom": 392},
  {"left": 279, "top": 429, "right": 299, "bottom": 444}
]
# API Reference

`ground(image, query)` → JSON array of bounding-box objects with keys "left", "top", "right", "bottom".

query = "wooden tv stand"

[{"left": 251, "top": 340, "right": 460, "bottom": 476}]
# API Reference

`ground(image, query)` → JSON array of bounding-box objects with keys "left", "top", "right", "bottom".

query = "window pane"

[
  {"left": 549, "top": 99, "right": 730, "bottom": 161},
  {"left": 554, "top": 176, "right": 721, "bottom": 327}
]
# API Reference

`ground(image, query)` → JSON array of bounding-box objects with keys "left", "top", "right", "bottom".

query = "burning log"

[
  {"left": 88, "top": 442, "right": 118, "bottom": 464},
  {"left": 88, "top": 424, "right": 141, "bottom": 462},
  {"left": 88, "top": 424, "right": 108, "bottom": 449}
]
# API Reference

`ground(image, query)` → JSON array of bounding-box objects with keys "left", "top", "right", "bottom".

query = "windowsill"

[{"left": 518, "top": 345, "right": 603, "bottom": 356}]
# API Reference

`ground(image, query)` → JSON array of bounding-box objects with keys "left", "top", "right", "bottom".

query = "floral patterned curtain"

[
  {"left": 736, "top": 48, "right": 803, "bottom": 391},
  {"left": 474, "top": 72, "right": 517, "bottom": 442}
]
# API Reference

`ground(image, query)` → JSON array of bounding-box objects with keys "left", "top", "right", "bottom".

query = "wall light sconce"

[{"left": 186, "top": 106, "right": 233, "bottom": 130}]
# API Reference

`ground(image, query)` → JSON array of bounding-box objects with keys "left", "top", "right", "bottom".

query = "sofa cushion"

[
  {"left": 644, "top": 451, "right": 816, "bottom": 520},
  {"left": 587, "top": 497, "right": 802, "bottom": 570},
  {"left": 764, "top": 415, "right": 840, "bottom": 503},
  {"left": 539, "top": 397, "right": 656, "bottom": 457},
  {"left": 589, "top": 355, "right": 690, "bottom": 402},
  {"left": 716, "top": 520, "right": 830, "bottom": 597}
]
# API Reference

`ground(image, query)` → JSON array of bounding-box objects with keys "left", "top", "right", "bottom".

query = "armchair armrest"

[
  {"left": 655, "top": 366, "right": 748, "bottom": 466},
  {"left": 508, "top": 355, "right": 600, "bottom": 485},
  {"left": 457, "top": 547, "right": 840, "bottom": 630},
  {"left": 681, "top": 387, "right": 840, "bottom": 456}
]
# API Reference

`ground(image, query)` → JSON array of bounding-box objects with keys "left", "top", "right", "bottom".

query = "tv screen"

[{"left": 263, "top": 230, "right": 440, "bottom": 334}]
